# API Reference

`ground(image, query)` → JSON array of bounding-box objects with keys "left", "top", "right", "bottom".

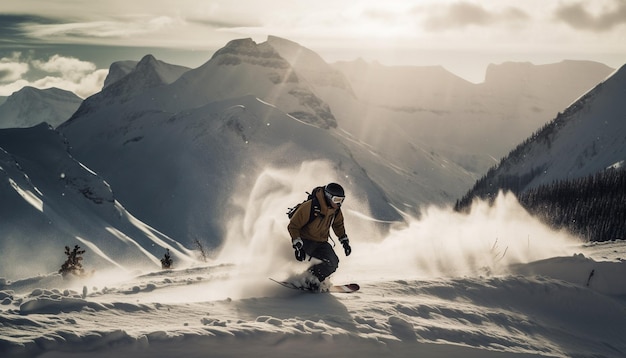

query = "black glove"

[
  {"left": 292, "top": 238, "right": 306, "bottom": 261},
  {"left": 339, "top": 236, "right": 351, "bottom": 256}
]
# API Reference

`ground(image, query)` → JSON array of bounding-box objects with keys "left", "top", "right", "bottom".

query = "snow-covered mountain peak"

[
  {"left": 9, "top": 87, "right": 72, "bottom": 103},
  {"left": 144, "top": 38, "right": 338, "bottom": 128},
  {"left": 68, "top": 55, "right": 191, "bottom": 119},
  {"left": 0, "top": 86, "right": 82, "bottom": 129},
  {"left": 266, "top": 36, "right": 354, "bottom": 94},
  {"left": 266, "top": 36, "right": 330, "bottom": 71},
  {"left": 104, "top": 54, "right": 190, "bottom": 93},
  {"left": 465, "top": 63, "right": 626, "bottom": 197},
  {"left": 210, "top": 38, "right": 288, "bottom": 68},
  {"left": 482, "top": 60, "right": 614, "bottom": 94},
  {"left": 103, "top": 60, "right": 139, "bottom": 88}
]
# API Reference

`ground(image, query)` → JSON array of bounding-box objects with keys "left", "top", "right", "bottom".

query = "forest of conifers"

[{"left": 456, "top": 168, "right": 625, "bottom": 242}]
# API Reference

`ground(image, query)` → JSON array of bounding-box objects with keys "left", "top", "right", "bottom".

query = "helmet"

[
  {"left": 324, "top": 183, "right": 345, "bottom": 206},
  {"left": 324, "top": 182, "right": 345, "bottom": 197}
]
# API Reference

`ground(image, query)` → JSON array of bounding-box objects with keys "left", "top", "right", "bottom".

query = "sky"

[{"left": 0, "top": 0, "right": 625, "bottom": 98}]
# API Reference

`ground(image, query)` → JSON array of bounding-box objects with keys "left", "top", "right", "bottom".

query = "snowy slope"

[
  {"left": 470, "top": 64, "right": 626, "bottom": 192},
  {"left": 1, "top": 194, "right": 625, "bottom": 358},
  {"left": 0, "top": 124, "right": 197, "bottom": 280},
  {"left": 63, "top": 92, "right": 399, "bottom": 246},
  {"left": 0, "top": 87, "right": 82, "bottom": 129}
]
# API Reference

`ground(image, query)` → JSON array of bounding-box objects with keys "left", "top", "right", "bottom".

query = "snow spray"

[
  {"left": 218, "top": 160, "right": 581, "bottom": 291},
  {"left": 341, "top": 191, "right": 581, "bottom": 282}
]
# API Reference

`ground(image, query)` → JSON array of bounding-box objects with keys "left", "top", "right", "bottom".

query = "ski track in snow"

[{"left": 1, "top": 242, "right": 626, "bottom": 358}]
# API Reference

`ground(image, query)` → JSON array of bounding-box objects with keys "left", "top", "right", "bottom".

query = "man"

[{"left": 287, "top": 182, "right": 352, "bottom": 291}]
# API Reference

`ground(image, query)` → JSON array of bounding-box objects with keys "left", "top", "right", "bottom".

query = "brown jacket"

[{"left": 287, "top": 188, "right": 346, "bottom": 243}]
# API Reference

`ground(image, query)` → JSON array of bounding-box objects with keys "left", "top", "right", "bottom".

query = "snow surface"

[{"left": 1, "top": 193, "right": 625, "bottom": 358}]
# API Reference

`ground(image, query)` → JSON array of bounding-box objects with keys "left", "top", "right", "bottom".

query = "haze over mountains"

[{"left": 0, "top": 36, "right": 622, "bottom": 278}]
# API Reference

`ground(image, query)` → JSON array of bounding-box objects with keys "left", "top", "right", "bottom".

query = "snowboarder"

[{"left": 287, "top": 182, "right": 352, "bottom": 292}]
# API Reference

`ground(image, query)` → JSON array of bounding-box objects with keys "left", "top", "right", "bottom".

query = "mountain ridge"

[{"left": 0, "top": 87, "right": 82, "bottom": 129}]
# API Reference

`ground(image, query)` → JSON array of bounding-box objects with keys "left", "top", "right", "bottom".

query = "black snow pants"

[{"left": 302, "top": 239, "right": 339, "bottom": 281}]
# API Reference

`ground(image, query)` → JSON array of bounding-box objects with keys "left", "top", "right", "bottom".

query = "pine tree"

[
  {"left": 518, "top": 168, "right": 625, "bottom": 242},
  {"left": 161, "top": 248, "right": 173, "bottom": 269},
  {"left": 59, "top": 245, "right": 86, "bottom": 278}
]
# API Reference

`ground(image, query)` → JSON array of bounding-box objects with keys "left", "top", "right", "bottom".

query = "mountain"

[
  {"left": 0, "top": 123, "right": 196, "bottom": 279},
  {"left": 265, "top": 36, "right": 355, "bottom": 95},
  {"left": 482, "top": 60, "right": 613, "bottom": 99},
  {"left": 103, "top": 60, "right": 139, "bottom": 88},
  {"left": 32, "top": 36, "right": 620, "bottom": 248},
  {"left": 159, "top": 38, "right": 337, "bottom": 129},
  {"left": 331, "top": 58, "right": 614, "bottom": 159},
  {"left": 265, "top": 37, "right": 479, "bottom": 207},
  {"left": 0, "top": 87, "right": 82, "bottom": 129},
  {"left": 455, "top": 65, "right": 626, "bottom": 241},
  {"left": 58, "top": 39, "right": 401, "bottom": 248},
  {"left": 263, "top": 37, "right": 614, "bottom": 209},
  {"left": 460, "top": 64, "right": 626, "bottom": 196},
  {"left": 1, "top": 36, "right": 620, "bottom": 274},
  {"left": 83, "top": 54, "right": 191, "bottom": 107}
]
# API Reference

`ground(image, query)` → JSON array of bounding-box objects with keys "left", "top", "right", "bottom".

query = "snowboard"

[{"left": 270, "top": 278, "right": 360, "bottom": 293}]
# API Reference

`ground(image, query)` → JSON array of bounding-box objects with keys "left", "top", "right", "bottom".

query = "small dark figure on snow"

[
  {"left": 161, "top": 248, "right": 173, "bottom": 269},
  {"left": 59, "top": 245, "right": 86, "bottom": 278},
  {"left": 287, "top": 183, "right": 352, "bottom": 292}
]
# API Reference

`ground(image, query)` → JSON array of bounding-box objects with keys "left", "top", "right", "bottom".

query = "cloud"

[
  {"left": 0, "top": 53, "right": 105, "bottom": 98},
  {"left": 33, "top": 55, "right": 96, "bottom": 81},
  {"left": 30, "top": 70, "right": 108, "bottom": 98},
  {"left": 0, "top": 14, "right": 61, "bottom": 43},
  {"left": 187, "top": 17, "right": 262, "bottom": 29},
  {"left": 0, "top": 53, "right": 29, "bottom": 82},
  {"left": 554, "top": 1, "right": 626, "bottom": 32},
  {"left": 420, "top": 2, "right": 529, "bottom": 31},
  {"left": 0, "top": 12, "right": 186, "bottom": 48},
  {"left": 24, "top": 16, "right": 180, "bottom": 41}
]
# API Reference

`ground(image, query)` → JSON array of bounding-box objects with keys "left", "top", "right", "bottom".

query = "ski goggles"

[{"left": 328, "top": 194, "right": 345, "bottom": 205}]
